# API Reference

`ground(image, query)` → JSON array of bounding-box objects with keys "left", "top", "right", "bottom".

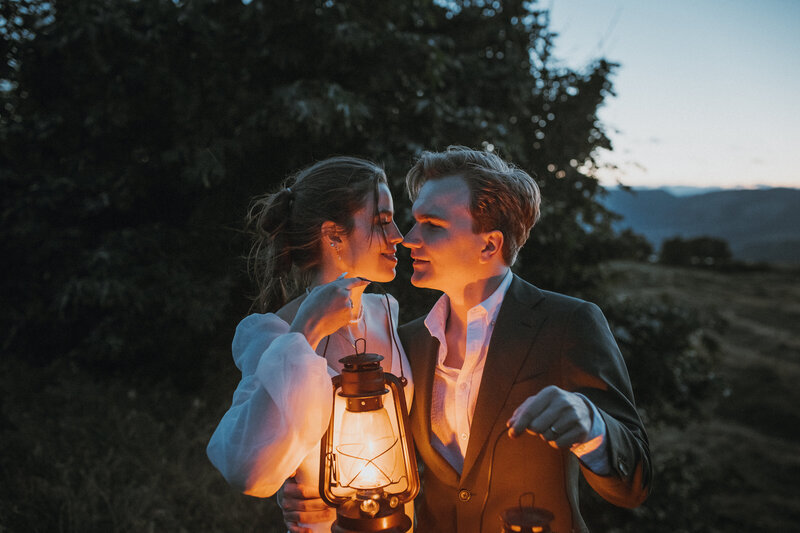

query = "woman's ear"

[
  {"left": 321, "top": 220, "right": 343, "bottom": 244},
  {"left": 479, "top": 230, "right": 504, "bottom": 263}
]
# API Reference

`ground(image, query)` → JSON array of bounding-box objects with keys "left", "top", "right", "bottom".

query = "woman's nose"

[{"left": 386, "top": 223, "right": 403, "bottom": 245}]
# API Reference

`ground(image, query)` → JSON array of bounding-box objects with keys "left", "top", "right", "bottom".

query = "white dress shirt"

[{"left": 424, "top": 269, "right": 609, "bottom": 475}]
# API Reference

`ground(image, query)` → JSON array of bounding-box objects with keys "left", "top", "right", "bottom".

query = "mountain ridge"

[{"left": 600, "top": 187, "right": 800, "bottom": 264}]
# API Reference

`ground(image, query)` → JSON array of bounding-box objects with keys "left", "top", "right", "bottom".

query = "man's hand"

[
  {"left": 277, "top": 476, "right": 336, "bottom": 532},
  {"left": 506, "top": 385, "right": 593, "bottom": 449}
]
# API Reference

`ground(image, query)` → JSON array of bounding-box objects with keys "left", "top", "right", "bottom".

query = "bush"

[
  {"left": 603, "top": 296, "right": 722, "bottom": 427},
  {"left": 659, "top": 237, "right": 733, "bottom": 268}
]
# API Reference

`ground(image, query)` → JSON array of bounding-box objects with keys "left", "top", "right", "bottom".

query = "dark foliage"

[
  {"left": 660, "top": 236, "right": 733, "bottom": 268},
  {"left": 2, "top": 0, "right": 624, "bottom": 384},
  {"left": 604, "top": 296, "right": 721, "bottom": 427}
]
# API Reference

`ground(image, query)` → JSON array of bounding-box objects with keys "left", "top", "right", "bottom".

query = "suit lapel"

[
  {"left": 404, "top": 320, "right": 461, "bottom": 488},
  {"left": 461, "top": 275, "right": 547, "bottom": 480}
]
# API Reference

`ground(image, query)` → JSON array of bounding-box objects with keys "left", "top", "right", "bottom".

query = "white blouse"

[{"left": 207, "top": 293, "right": 413, "bottom": 532}]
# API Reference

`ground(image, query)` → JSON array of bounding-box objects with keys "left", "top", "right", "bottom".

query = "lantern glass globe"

[{"left": 336, "top": 405, "right": 401, "bottom": 489}]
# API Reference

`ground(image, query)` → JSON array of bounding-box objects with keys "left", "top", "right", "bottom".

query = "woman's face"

[{"left": 339, "top": 182, "right": 404, "bottom": 283}]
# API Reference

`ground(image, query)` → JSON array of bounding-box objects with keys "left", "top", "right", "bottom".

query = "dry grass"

[{"left": 0, "top": 355, "right": 285, "bottom": 532}]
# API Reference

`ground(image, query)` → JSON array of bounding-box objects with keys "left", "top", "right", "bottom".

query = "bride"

[{"left": 207, "top": 156, "right": 413, "bottom": 532}]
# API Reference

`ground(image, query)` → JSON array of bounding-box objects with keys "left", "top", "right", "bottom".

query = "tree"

[{"left": 2, "top": 0, "right": 622, "bottom": 382}]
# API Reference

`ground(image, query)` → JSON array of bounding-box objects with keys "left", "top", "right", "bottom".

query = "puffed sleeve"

[{"left": 206, "top": 313, "right": 334, "bottom": 497}]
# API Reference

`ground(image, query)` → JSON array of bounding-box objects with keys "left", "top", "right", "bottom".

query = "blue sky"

[{"left": 548, "top": 0, "right": 800, "bottom": 189}]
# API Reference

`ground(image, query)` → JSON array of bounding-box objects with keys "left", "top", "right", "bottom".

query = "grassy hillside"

[
  {"left": 1, "top": 261, "right": 798, "bottom": 531},
  {"left": 601, "top": 261, "right": 800, "bottom": 531}
]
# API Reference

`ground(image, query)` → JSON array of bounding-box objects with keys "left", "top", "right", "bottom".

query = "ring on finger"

[{"left": 548, "top": 425, "right": 560, "bottom": 437}]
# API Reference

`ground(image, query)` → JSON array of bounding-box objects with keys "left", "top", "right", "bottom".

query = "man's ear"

[
  {"left": 321, "top": 221, "right": 344, "bottom": 244},
  {"left": 479, "top": 230, "right": 504, "bottom": 263}
]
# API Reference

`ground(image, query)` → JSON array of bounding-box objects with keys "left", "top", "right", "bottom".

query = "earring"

[{"left": 330, "top": 241, "right": 342, "bottom": 262}]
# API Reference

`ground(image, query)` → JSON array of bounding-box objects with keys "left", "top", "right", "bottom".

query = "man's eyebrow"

[{"left": 414, "top": 212, "right": 447, "bottom": 223}]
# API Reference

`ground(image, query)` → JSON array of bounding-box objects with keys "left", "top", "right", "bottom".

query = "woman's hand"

[
  {"left": 290, "top": 274, "right": 369, "bottom": 349},
  {"left": 277, "top": 476, "right": 336, "bottom": 532}
]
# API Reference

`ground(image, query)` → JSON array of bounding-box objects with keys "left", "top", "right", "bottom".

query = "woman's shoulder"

[
  {"left": 234, "top": 294, "right": 308, "bottom": 352},
  {"left": 234, "top": 312, "right": 289, "bottom": 349},
  {"left": 237, "top": 311, "right": 287, "bottom": 330},
  {"left": 273, "top": 293, "right": 306, "bottom": 325},
  {"left": 232, "top": 312, "right": 298, "bottom": 373}
]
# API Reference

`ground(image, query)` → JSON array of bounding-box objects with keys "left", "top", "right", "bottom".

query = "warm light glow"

[
  {"left": 336, "top": 405, "right": 401, "bottom": 490},
  {"left": 320, "top": 356, "right": 418, "bottom": 515}
]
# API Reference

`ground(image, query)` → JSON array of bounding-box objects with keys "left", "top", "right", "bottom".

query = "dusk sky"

[{"left": 548, "top": 0, "right": 800, "bottom": 190}]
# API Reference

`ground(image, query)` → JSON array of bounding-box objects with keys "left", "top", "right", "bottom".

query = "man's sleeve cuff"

[{"left": 570, "top": 393, "right": 611, "bottom": 475}]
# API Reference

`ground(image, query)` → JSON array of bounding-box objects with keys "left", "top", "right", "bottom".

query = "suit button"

[{"left": 458, "top": 489, "right": 471, "bottom": 502}]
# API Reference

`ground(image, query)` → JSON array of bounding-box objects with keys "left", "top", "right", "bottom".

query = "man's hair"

[{"left": 406, "top": 146, "right": 541, "bottom": 265}]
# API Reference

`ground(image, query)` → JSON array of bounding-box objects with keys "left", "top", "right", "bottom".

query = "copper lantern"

[{"left": 320, "top": 351, "right": 419, "bottom": 533}]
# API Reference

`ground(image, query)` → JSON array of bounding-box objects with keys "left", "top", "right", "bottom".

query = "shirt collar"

[{"left": 424, "top": 269, "right": 513, "bottom": 344}]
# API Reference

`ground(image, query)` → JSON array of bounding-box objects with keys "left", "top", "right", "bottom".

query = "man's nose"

[{"left": 401, "top": 224, "right": 420, "bottom": 249}]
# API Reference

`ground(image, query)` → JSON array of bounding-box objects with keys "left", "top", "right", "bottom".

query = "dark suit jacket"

[{"left": 398, "top": 275, "right": 651, "bottom": 533}]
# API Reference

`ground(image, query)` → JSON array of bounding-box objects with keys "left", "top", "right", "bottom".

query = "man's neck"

[{"left": 446, "top": 268, "right": 509, "bottom": 330}]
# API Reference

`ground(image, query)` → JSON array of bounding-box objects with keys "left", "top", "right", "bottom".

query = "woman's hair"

[
  {"left": 246, "top": 156, "right": 387, "bottom": 313},
  {"left": 405, "top": 146, "right": 540, "bottom": 266}
]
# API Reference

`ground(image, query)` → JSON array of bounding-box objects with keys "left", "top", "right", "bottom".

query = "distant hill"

[{"left": 601, "top": 187, "right": 800, "bottom": 264}]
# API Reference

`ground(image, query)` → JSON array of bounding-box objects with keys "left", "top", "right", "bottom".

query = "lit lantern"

[{"left": 319, "top": 351, "right": 419, "bottom": 533}]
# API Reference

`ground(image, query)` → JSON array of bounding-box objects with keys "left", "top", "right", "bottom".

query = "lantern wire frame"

[{"left": 320, "top": 371, "right": 419, "bottom": 506}]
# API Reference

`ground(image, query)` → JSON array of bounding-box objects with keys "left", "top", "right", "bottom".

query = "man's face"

[{"left": 402, "top": 176, "right": 488, "bottom": 293}]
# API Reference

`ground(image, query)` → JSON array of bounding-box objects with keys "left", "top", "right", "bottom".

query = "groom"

[{"left": 397, "top": 146, "right": 650, "bottom": 532}]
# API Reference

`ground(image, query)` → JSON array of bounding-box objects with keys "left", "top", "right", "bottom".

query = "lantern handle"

[
  {"left": 354, "top": 337, "right": 366, "bottom": 354},
  {"left": 519, "top": 491, "right": 535, "bottom": 510}
]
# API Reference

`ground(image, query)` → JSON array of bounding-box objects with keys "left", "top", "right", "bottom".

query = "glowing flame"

[{"left": 336, "top": 407, "right": 400, "bottom": 489}]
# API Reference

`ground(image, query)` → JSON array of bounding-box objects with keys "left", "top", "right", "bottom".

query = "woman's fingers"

[{"left": 334, "top": 276, "right": 370, "bottom": 290}]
